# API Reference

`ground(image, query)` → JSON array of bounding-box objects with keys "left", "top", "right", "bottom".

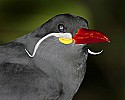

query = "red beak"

[{"left": 73, "top": 28, "right": 110, "bottom": 44}]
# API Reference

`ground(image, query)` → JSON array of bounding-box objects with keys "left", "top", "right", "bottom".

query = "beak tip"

[
  {"left": 105, "top": 37, "right": 110, "bottom": 43},
  {"left": 108, "top": 40, "right": 110, "bottom": 43}
]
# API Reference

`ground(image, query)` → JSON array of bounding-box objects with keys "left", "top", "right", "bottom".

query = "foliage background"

[{"left": 0, "top": 0, "right": 124, "bottom": 100}]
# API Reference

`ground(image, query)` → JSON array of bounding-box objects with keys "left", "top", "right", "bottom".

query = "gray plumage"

[{"left": 0, "top": 14, "right": 88, "bottom": 100}]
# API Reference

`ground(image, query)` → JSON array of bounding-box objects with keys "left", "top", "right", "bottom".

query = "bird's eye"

[{"left": 58, "top": 24, "right": 65, "bottom": 32}]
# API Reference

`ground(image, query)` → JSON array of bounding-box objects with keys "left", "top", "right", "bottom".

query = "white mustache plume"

[{"left": 25, "top": 33, "right": 72, "bottom": 57}]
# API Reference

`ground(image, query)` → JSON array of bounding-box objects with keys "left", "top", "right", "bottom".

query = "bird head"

[{"left": 25, "top": 14, "right": 110, "bottom": 58}]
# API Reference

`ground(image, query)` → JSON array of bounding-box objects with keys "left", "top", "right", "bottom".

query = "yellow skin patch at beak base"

[{"left": 59, "top": 38, "right": 73, "bottom": 44}]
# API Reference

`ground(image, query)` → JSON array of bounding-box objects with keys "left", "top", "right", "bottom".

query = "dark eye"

[{"left": 58, "top": 24, "right": 65, "bottom": 32}]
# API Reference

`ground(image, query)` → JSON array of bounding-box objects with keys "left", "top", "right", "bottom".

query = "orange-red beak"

[{"left": 73, "top": 28, "right": 110, "bottom": 44}]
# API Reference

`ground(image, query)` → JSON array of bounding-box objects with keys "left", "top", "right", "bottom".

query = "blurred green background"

[{"left": 0, "top": 0, "right": 124, "bottom": 100}]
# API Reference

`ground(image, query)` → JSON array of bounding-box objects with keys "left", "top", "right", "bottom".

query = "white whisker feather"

[
  {"left": 88, "top": 49, "right": 103, "bottom": 55},
  {"left": 25, "top": 33, "right": 72, "bottom": 57}
]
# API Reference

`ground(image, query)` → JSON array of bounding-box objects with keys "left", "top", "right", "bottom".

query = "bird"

[{"left": 0, "top": 14, "right": 109, "bottom": 100}]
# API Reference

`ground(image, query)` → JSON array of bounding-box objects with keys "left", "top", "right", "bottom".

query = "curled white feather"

[
  {"left": 25, "top": 33, "right": 72, "bottom": 57},
  {"left": 88, "top": 49, "right": 103, "bottom": 55}
]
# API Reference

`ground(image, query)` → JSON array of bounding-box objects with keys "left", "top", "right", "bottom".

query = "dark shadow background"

[{"left": 0, "top": 0, "right": 124, "bottom": 100}]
